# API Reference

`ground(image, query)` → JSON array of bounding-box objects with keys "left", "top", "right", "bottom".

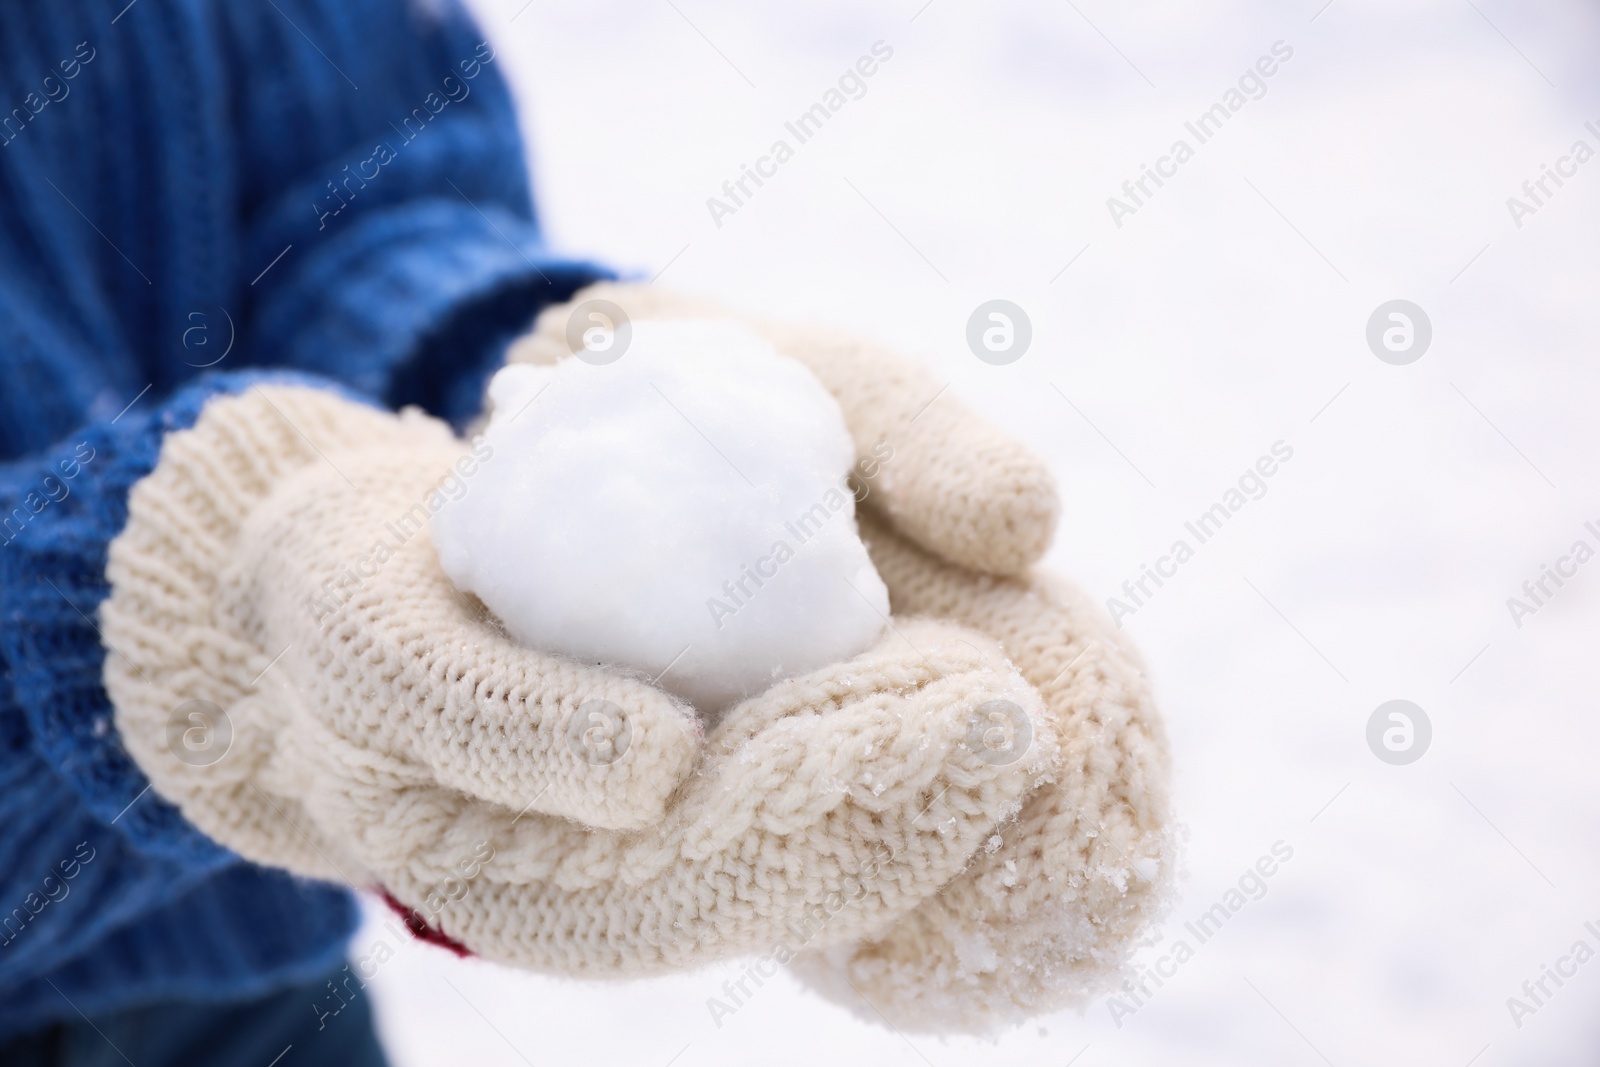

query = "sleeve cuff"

[
  {"left": 0, "top": 369, "right": 368, "bottom": 863},
  {"left": 249, "top": 199, "right": 614, "bottom": 426}
]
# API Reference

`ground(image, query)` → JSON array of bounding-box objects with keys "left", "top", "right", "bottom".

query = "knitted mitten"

[
  {"left": 517, "top": 285, "right": 1175, "bottom": 1031},
  {"left": 794, "top": 513, "right": 1173, "bottom": 1032},
  {"left": 102, "top": 385, "right": 1059, "bottom": 970}
]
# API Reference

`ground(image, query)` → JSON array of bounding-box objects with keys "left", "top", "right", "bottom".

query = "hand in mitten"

[
  {"left": 518, "top": 286, "right": 1175, "bottom": 1030},
  {"left": 105, "top": 281, "right": 1173, "bottom": 1015},
  {"left": 103, "top": 384, "right": 1058, "bottom": 970},
  {"left": 794, "top": 513, "right": 1174, "bottom": 1032}
]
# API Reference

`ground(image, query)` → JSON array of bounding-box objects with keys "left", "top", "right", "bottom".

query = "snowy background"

[{"left": 360, "top": 1, "right": 1600, "bottom": 1063}]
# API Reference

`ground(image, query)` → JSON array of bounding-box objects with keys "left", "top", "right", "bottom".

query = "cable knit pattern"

[
  {"left": 795, "top": 511, "right": 1175, "bottom": 1031},
  {"left": 508, "top": 283, "right": 1062, "bottom": 576},
  {"left": 102, "top": 386, "right": 1062, "bottom": 972}
]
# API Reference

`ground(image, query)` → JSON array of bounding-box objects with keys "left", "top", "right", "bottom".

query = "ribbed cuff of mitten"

[{"left": 102, "top": 384, "right": 410, "bottom": 882}]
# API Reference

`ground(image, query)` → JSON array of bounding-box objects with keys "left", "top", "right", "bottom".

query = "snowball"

[{"left": 432, "top": 319, "right": 890, "bottom": 715}]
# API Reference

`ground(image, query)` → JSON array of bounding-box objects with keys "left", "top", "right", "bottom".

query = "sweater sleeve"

[
  {"left": 219, "top": 0, "right": 612, "bottom": 427},
  {"left": 0, "top": 370, "right": 365, "bottom": 992},
  {"left": 0, "top": 0, "right": 609, "bottom": 1009},
  {"left": 0, "top": 370, "right": 372, "bottom": 855}
]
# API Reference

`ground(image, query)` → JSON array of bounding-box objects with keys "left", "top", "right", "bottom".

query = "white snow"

[{"left": 431, "top": 318, "right": 889, "bottom": 714}]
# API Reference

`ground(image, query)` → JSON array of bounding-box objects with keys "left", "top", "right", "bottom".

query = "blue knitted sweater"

[{"left": 0, "top": 0, "right": 606, "bottom": 1038}]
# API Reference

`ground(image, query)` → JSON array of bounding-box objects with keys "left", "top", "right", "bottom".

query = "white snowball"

[{"left": 432, "top": 319, "right": 890, "bottom": 715}]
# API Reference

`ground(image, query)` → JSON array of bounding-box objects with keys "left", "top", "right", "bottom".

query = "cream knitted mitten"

[
  {"left": 512, "top": 286, "right": 1176, "bottom": 1031},
  {"left": 794, "top": 513, "right": 1173, "bottom": 1031},
  {"left": 102, "top": 386, "right": 1060, "bottom": 975}
]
